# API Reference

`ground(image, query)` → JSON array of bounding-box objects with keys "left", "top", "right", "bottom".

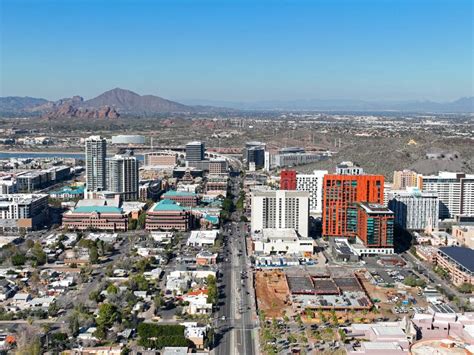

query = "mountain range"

[
  {"left": 1, "top": 88, "right": 473, "bottom": 117},
  {"left": 0, "top": 88, "right": 200, "bottom": 118},
  {"left": 181, "top": 97, "right": 474, "bottom": 113}
]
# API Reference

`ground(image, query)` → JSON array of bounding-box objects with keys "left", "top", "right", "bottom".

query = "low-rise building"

[
  {"left": 182, "top": 289, "right": 212, "bottom": 315},
  {"left": 162, "top": 190, "right": 198, "bottom": 207},
  {"left": 187, "top": 230, "right": 218, "bottom": 247},
  {"left": 452, "top": 225, "right": 474, "bottom": 248},
  {"left": 345, "top": 320, "right": 412, "bottom": 355},
  {"left": 196, "top": 251, "right": 218, "bottom": 265},
  {"left": 146, "top": 199, "right": 192, "bottom": 231},
  {"left": 253, "top": 228, "right": 314, "bottom": 256},
  {"left": 144, "top": 152, "right": 178, "bottom": 167},
  {"left": 62, "top": 205, "right": 128, "bottom": 231},
  {"left": 0, "top": 193, "right": 49, "bottom": 231},
  {"left": 436, "top": 246, "right": 474, "bottom": 286}
]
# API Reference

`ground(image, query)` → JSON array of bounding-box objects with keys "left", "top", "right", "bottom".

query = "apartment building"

[
  {"left": 0, "top": 194, "right": 49, "bottom": 231},
  {"left": 388, "top": 187, "right": 439, "bottom": 230},
  {"left": 106, "top": 152, "right": 139, "bottom": 201},
  {"left": 296, "top": 170, "right": 328, "bottom": 215},
  {"left": 251, "top": 190, "right": 309, "bottom": 238},
  {"left": 356, "top": 202, "right": 394, "bottom": 249},
  {"left": 436, "top": 246, "right": 474, "bottom": 286},
  {"left": 393, "top": 169, "right": 420, "bottom": 190},
  {"left": 322, "top": 174, "right": 384, "bottom": 238},
  {"left": 420, "top": 172, "right": 474, "bottom": 218},
  {"left": 85, "top": 136, "right": 107, "bottom": 192}
]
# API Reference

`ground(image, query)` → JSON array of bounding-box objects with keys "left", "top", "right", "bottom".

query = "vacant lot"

[{"left": 255, "top": 270, "right": 292, "bottom": 318}]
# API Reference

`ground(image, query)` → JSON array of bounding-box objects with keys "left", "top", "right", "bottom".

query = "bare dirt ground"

[{"left": 255, "top": 269, "right": 292, "bottom": 318}]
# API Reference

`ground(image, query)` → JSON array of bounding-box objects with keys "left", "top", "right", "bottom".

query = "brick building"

[
  {"left": 146, "top": 199, "right": 192, "bottom": 231},
  {"left": 161, "top": 190, "right": 198, "bottom": 207}
]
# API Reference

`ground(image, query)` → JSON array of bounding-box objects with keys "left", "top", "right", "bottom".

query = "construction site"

[{"left": 255, "top": 268, "right": 376, "bottom": 320}]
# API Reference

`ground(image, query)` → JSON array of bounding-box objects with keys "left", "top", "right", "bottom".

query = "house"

[
  {"left": 77, "top": 327, "right": 98, "bottom": 342},
  {"left": 182, "top": 289, "right": 212, "bottom": 315},
  {"left": 12, "top": 293, "right": 31, "bottom": 307},
  {"left": 196, "top": 251, "right": 218, "bottom": 265},
  {"left": 29, "top": 296, "right": 55, "bottom": 310},
  {"left": 0, "top": 279, "right": 17, "bottom": 301},
  {"left": 182, "top": 322, "right": 207, "bottom": 350},
  {"left": 143, "top": 268, "right": 162, "bottom": 280}
]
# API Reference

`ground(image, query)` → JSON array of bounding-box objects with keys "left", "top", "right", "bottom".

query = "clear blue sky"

[{"left": 1, "top": 0, "right": 472, "bottom": 102}]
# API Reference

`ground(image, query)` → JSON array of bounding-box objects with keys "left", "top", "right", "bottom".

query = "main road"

[{"left": 215, "top": 171, "right": 258, "bottom": 355}]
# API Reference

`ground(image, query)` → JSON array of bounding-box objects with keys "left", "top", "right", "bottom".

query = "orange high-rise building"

[{"left": 322, "top": 174, "right": 384, "bottom": 237}]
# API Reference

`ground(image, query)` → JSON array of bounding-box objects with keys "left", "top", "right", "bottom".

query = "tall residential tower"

[{"left": 85, "top": 136, "right": 107, "bottom": 193}]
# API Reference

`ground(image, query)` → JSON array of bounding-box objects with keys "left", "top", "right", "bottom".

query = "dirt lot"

[
  {"left": 360, "top": 275, "right": 429, "bottom": 320},
  {"left": 255, "top": 269, "right": 292, "bottom": 318}
]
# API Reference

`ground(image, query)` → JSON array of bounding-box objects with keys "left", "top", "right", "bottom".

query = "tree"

[
  {"left": 89, "top": 290, "right": 101, "bottom": 303},
  {"left": 137, "top": 212, "right": 146, "bottom": 229},
  {"left": 130, "top": 274, "right": 149, "bottom": 291},
  {"left": 89, "top": 245, "right": 99, "bottom": 264},
  {"left": 206, "top": 275, "right": 218, "bottom": 305},
  {"left": 403, "top": 275, "right": 426, "bottom": 288},
  {"left": 68, "top": 313, "right": 80, "bottom": 336},
  {"left": 11, "top": 252, "right": 26, "bottom": 266},
  {"left": 25, "top": 239, "right": 35, "bottom": 249},
  {"left": 128, "top": 217, "right": 137, "bottom": 230},
  {"left": 458, "top": 283, "right": 473, "bottom": 294},
  {"left": 31, "top": 242, "right": 47, "bottom": 265},
  {"left": 107, "top": 284, "right": 119, "bottom": 295},
  {"left": 154, "top": 293, "right": 165, "bottom": 310},
  {"left": 204, "top": 327, "right": 215, "bottom": 349},
  {"left": 95, "top": 303, "right": 120, "bottom": 339}
]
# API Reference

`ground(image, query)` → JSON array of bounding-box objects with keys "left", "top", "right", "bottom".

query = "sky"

[{"left": 0, "top": 0, "right": 472, "bottom": 102}]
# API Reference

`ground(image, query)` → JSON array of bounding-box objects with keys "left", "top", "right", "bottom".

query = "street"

[{"left": 215, "top": 171, "right": 258, "bottom": 355}]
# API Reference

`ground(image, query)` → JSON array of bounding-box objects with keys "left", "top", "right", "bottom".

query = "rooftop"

[
  {"left": 163, "top": 190, "right": 197, "bottom": 197},
  {"left": 358, "top": 202, "right": 394, "bottom": 214},
  {"left": 152, "top": 199, "right": 186, "bottom": 212},
  {"left": 73, "top": 206, "right": 123, "bottom": 214},
  {"left": 261, "top": 228, "right": 300, "bottom": 241},
  {"left": 438, "top": 246, "right": 474, "bottom": 273}
]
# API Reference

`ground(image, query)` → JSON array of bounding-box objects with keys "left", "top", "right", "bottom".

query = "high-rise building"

[
  {"left": 296, "top": 170, "right": 328, "bottom": 215},
  {"left": 185, "top": 141, "right": 205, "bottom": 162},
  {"left": 106, "top": 152, "right": 139, "bottom": 201},
  {"left": 322, "top": 174, "right": 384, "bottom": 237},
  {"left": 280, "top": 170, "right": 297, "bottom": 190},
  {"left": 356, "top": 202, "right": 394, "bottom": 248},
  {"left": 85, "top": 136, "right": 107, "bottom": 193},
  {"left": 420, "top": 172, "right": 474, "bottom": 218},
  {"left": 251, "top": 190, "right": 309, "bottom": 238},
  {"left": 393, "top": 169, "right": 420, "bottom": 190},
  {"left": 388, "top": 187, "right": 439, "bottom": 230},
  {"left": 336, "top": 161, "right": 364, "bottom": 175},
  {"left": 243, "top": 141, "right": 266, "bottom": 169}
]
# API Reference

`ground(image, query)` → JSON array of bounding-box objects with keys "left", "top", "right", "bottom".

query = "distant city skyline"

[{"left": 1, "top": 0, "right": 472, "bottom": 102}]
